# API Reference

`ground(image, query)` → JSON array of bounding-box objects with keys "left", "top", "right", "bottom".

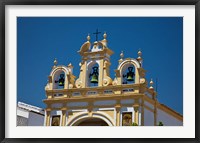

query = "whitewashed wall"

[
  {"left": 28, "top": 112, "right": 44, "bottom": 126},
  {"left": 157, "top": 109, "right": 183, "bottom": 126},
  {"left": 17, "top": 107, "right": 29, "bottom": 118},
  {"left": 17, "top": 107, "right": 44, "bottom": 126},
  {"left": 144, "top": 108, "right": 154, "bottom": 126}
]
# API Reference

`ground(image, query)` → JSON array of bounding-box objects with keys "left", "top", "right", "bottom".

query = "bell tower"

[
  {"left": 75, "top": 31, "right": 113, "bottom": 88},
  {"left": 43, "top": 30, "right": 183, "bottom": 127}
]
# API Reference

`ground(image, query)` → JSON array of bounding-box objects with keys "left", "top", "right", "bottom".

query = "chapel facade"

[{"left": 43, "top": 32, "right": 183, "bottom": 126}]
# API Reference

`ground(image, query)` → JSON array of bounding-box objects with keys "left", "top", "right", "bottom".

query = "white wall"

[
  {"left": 17, "top": 107, "right": 44, "bottom": 126},
  {"left": 17, "top": 116, "right": 28, "bottom": 126},
  {"left": 157, "top": 109, "right": 183, "bottom": 126},
  {"left": 17, "top": 107, "right": 29, "bottom": 118},
  {"left": 28, "top": 112, "right": 44, "bottom": 126},
  {"left": 144, "top": 108, "right": 154, "bottom": 126}
]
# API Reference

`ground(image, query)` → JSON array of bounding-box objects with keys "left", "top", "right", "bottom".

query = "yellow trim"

[
  {"left": 61, "top": 110, "right": 66, "bottom": 126},
  {"left": 115, "top": 106, "right": 121, "bottom": 126},
  {"left": 134, "top": 106, "right": 139, "bottom": 125},
  {"left": 46, "top": 111, "right": 51, "bottom": 126}
]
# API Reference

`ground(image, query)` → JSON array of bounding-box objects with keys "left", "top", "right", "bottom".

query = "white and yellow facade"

[{"left": 43, "top": 33, "right": 183, "bottom": 126}]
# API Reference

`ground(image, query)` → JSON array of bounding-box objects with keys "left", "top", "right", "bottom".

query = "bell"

[
  {"left": 127, "top": 74, "right": 134, "bottom": 81},
  {"left": 90, "top": 66, "right": 99, "bottom": 83},
  {"left": 90, "top": 74, "right": 98, "bottom": 83},
  {"left": 126, "top": 67, "right": 134, "bottom": 81},
  {"left": 58, "top": 74, "right": 65, "bottom": 86}
]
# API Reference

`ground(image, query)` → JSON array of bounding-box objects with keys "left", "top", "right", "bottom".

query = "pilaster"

[
  {"left": 45, "top": 109, "right": 51, "bottom": 126},
  {"left": 115, "top": 105, "right": 121, "bottom": 126},
  {"left": 61, "top": 108, "right": 67, "bottom": 126},
  {"left": 98, "top": 59, "right": 104, "bottom": 87},
  {"left": 134, "top": 106, "right": 139, "bottom": 125}
]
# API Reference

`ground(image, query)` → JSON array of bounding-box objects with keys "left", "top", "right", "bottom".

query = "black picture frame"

[{"left": 0, "top": 0, "right": 199, "bottom": 143}]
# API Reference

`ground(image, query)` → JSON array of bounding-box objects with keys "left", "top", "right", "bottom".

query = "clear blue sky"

[{"left": 17, "top": 17, "right": 183, "bottom": 114}]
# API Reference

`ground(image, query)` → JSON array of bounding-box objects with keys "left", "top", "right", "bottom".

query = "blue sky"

[{"left": 17, "top": 17, "right": 183, "bottom": 114}]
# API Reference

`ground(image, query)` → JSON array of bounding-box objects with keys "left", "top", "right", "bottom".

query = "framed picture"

[
  {"left": 1, "top": 0, "right": 199, "bottom": 143},
  {"left": 51, "top": 115, "right": 61, "bottom": 126}
]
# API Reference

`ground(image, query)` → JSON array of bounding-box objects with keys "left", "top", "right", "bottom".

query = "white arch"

[
  {"left": 50, "top": 66, "right": 70, "bottom": 89},
  {"left": 67, "top": 111, "right": 115, "bottom": 126},
  {"left": 50, "top": 65, "right": 70, "bottom": 76},
  {"left": 117, "top": 59, "right": 141, "bottom": 84},
  {"left": 87, "top": 60, "right": 100, "bottom": 68},
  {"left": 118, "top": 59, "right": 140, "bottom": 71}
]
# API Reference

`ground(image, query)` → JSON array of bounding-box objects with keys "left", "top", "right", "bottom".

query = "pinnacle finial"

[
  {"left": 137, "top": 49, "right": 143, "bottom": 63},
  {"left": 120, "top": 51, "right": 124, "bottom": 59},
  {"left": 52, "top": 58, "right": 57, "bottom": 69},
  {"left": 150, "top": 78, "right": 153, "bottom": 85},
  {"left": 138, "top": 49, "right": 142, "bottom": 56},
  {"left": 68, "top": 63, "right": 73, "bottom": 68},
  {"left": 87, "top": 34, "right": 90, "bottom": 41},
  {"left": 54, "top": 58, "right": 57, "bottom": 66},
  {"left": 103, "top": 32, "right": 107, "bottom": 39},
  {"left": 118, "top": 51, "right": 124, "bottom": 64},
  {"left": 149, "top": 78, "right": 154, "bottom": 90}
]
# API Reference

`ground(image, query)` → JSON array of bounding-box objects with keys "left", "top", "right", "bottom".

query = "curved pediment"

[{"left": 78, "top": 41, "right": 91, "bottom": 55}]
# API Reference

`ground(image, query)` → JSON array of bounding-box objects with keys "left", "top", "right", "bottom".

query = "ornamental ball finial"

[
  {"left": 120, "top": 51, "right": 124, "bottom": 59},
  {"left": 103, "top": 32, "right": 107, "bottom": 39},
  {"left": 54, "top": 58, "right": 57, "bottom": 66},
  {"left": 150, "top": 78, "right": 154, "bottom": 85},
  {"left": 137, "top": 49, "right": 143, "bottom": 62},
  {"left": 149, "top": 78, "right": 154, "bottom": 90},
  {"left": 138, "top": 50, "right": 142, "bottom": 56},
  {"left": 87, "top": 34, "right": 90, "bottom": 41},
  {"left": 68, "top": 63, "right": 73, "bottom": 68}
]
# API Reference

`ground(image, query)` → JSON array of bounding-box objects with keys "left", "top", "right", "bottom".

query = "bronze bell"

[
  {"left": 91, "top": 74, "right": 98, "bottom": 83},
  {"left": 55, "top": 74, "right": 65, "bottom": 86},
  {"left": 126, "top": 67, "right": 134, "bottom": 81},
  {"left": 90, "top": 66, "right": 99, "bottom": 83}
]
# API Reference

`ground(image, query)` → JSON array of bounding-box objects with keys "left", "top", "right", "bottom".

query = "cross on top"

[{"left": 93, "top": 29, "right": 101, "bottom": 41}]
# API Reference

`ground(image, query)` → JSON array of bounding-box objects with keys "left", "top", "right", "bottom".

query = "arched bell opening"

[
  {"left": 87, "top": 62, "right": 99, "bottom": 87},
  {"left": 121, "top": 64, "right": 136, "bottom": 85},
  {"left": 53, "top": 70, "right": 66, "bottom": 89}
]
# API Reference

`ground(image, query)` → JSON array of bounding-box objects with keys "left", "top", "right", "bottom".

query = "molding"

[{"left": 157, "top": 104, "right": 183, "bottom": 121}]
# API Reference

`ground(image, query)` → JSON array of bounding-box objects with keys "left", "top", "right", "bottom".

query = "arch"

[
  {"left": 118, "top": 59, "right": 140, "bottom": 71},
  {"left": 87, "top": 61, "right": 100, "bottom": 87},
  {"left": 98, "top": 41, "right": 107, "bottom": 49},
  {"left": 50, "top": 66, "right": 70, "bottom": 89},
  {"left": 117, "top": 59, "right": 141, "bottom": 84},
  {"left": 73, "top": 117, "right": 109, "bottom": 126},
  {"left": 50, "top": 66, "right": 70, "bottom": 76},
  {"left": 67, "top": 111, "right": 115, "bottom": 126}
]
